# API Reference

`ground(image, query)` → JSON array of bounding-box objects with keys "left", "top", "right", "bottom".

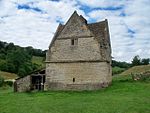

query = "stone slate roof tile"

[
  {"left": 87, "top": 20, "right": 109, "bottom": 50},
  {"left": 87, "top": 21, "right": 106, "bottom": 41},
  {"left": 49, "top": 12, "right": 108, "bottom": 49},
  {"left": 55, "top": 24, "right": 64, "bottom": 37}
]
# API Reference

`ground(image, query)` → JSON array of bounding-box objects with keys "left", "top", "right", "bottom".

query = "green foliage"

[
  {"left": 18, "top": 68, "right": 27, "bottom": 77},
  {"left": 0, "top": 41, "right": 45, "bottom": 77},
  {"left": 131, "top": 55, "right": 149, "bottom": 66},
  {"left": 132, "top": 55, "right": 141, "bottom": 66},
  {"left": 0, "top": 40, "right": 46, "bottom": 58},
  {"left": 32, "top": 56, "right": 45, "bottom": 68},
  {"left": 112, "top": 60, "right": 131, "bottom": 68},
  {"left": 4, "top": 49, "right": 32, "bottom": 76},
  {"left": 112, "top": 66, "right": 125, "bottom": 75},
  {"left": 0, "top": 76, "right": 4, "bottom": 87},
  {"left": 5, "top": 62, "right": 16, "bottom": 73},
  {"left": 0, "top": 52, "right": 5, "bottom": 59},
  {"left": 4, "top": 81, "right": 13, "bottom": 87},
  {"left": 141, "top": 58, "right": 150, "bottom": 65},
  {"left": 0, "top": 60, "right": 7, "bottom": 71}
]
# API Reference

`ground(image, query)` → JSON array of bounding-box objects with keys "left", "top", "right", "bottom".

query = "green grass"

[{"left": 0, "top": 76, "right": 150, "bottom": 113}]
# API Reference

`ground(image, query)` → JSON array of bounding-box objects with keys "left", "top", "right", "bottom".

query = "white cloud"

[
  {"left": 0, "top": 0, "right": 150, "bottom": 62},
  {"left": 88, "top": 0, "right": 150, "bottom": 62},
  {"left": 0, "top": 0, "right": 85, "bottom": 49},
  {"left": 77, "top": 0, "right": 125, "bottom": 8}
]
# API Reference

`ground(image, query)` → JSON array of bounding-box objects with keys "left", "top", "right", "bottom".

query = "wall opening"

[
  {"left": 71, "top": 39, "right": 74, "bottom": 45},
  {"left": 71, "top": 38, "right": 78, "bottom": 46},
  {"left": 31, "top": 75, "right": 45, "bottom": 91},
  {"left": 73, "top": 78, "right": 75, "bottom": 82}
]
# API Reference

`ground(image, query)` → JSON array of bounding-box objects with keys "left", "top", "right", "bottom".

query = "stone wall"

[
  {"left": 47, "top": 37, "right": 102, "bottom": 62},
  {"left": 14, "top": 75, "right": 31, "bottom": 92},
  {"left": 57, "top": 11, "right": 92, "bottom": 39},
  {"left": 45, "top": 62, "right": 112, "bottom": 90},
  {"left": 45, "top": 12, "right": 112, "bottom": 91}
]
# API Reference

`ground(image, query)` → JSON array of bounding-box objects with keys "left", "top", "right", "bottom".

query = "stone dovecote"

[{"left": 45, "top": 11, "right": 112, "bottom": 90}]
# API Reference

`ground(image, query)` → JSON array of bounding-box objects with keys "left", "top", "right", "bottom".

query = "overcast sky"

[{"left": 0, "top": 0, "right": 150, "bottom": 62}]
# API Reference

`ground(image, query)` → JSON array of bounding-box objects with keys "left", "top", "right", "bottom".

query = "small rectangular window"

[
  {"left": 73, "top": 78, "right": 75, "bottom": 82},
  {"left": 71, "top": 38, "right": 78, "bottom": 45}
]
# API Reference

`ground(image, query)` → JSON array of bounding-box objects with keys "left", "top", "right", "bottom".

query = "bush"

[
  {"left": 131, "top": 71, "right": 150, "bottom": 81},
  {"left": 4, "top": 81, "right": 13, "bottom": 87},
  {"left": 0, "top": 76, "right": 4, "bottom": 87},
  {"left": 112, "top": 66, "right": 125, "bottom": 75}
]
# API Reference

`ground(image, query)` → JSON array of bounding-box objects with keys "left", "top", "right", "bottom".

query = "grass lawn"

[{"left": 0, "top": 76, "right": 150, "bottom": 113}]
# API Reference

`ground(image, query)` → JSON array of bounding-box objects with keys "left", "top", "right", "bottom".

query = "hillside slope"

[
  {"left": 121, "top": 65, "right": 150, "bottom": 75},
  {"left": 32, "top": 56, "right": 45, "bottom": 68},
  {"left": 0, "top": 56, "right": 44, "bottom": 80},
  {"left": 0, "top": 71, "right": 18, "bottom": 80}
]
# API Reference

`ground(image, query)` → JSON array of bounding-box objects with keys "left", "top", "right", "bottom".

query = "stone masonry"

[{"left": 45, "top": 11, "right": 112, "bottom": 90}]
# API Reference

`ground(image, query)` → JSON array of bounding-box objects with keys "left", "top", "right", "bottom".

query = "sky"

[{"left": 0, "top": 0, "right": 150, "bottom": 62}]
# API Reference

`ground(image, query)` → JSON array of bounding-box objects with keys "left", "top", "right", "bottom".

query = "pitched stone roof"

[
  {"left": 53, "top": 19, "right": 107, "bottom": 42},
  {"left": 88, "top": 21, "right": 106, "bottom": 42},
  {"left": 49, "top": 11, "right": 109, "bottom": 49},
  {"left": 55, "top": 24, "right": 64, "bottom": 38}
]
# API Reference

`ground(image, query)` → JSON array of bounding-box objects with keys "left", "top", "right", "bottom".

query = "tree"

[
  {"left": 5, "top": 42, "right": 15, "bottom": 51},
  {"left": 141, "top": 58, "right": 150, "bottom": 65},
  {"left": 6, "top": 49, "right": 32, "bottom": 73},
  {"left": 131, "top": 55, "right": 141, "bottom": 66},
  {"left": 25, "top": 46, "right": 33, "bottom": 55},
  {"left": 0, "top": 40, "right": 45, "bottom": 77},
  {"left": 18, "top": 68, "right": 27, "bottom": 77},
  {"left": 112, "top": 60, "right": 131, "bottom": 68}
]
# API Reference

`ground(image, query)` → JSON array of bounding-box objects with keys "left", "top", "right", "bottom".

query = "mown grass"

[{"left": 0, "top": 75, "right": 150, "bottom": 113}]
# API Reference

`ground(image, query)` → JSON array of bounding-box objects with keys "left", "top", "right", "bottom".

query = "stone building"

[
  {"left": 14, "top": 69, "right": 45, "bottom": 92},
  {"left": 45, "top": 11, "right": 112, "bottom": 90}
]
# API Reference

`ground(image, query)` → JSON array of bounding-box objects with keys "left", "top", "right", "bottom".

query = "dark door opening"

[{"left": 31, "top": 75, "right": 45, "bottom": 91}]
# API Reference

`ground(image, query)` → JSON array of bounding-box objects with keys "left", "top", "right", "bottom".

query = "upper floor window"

[{"left": 71, "top": 38, "right": 78, "bottom": 46}]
